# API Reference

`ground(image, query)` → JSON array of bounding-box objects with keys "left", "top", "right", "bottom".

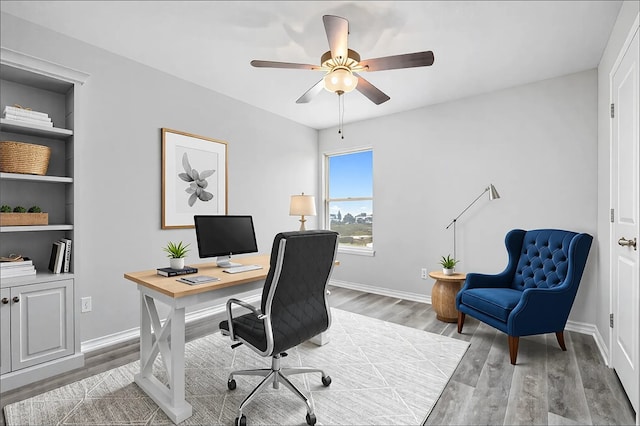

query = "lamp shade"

[
  {"left": 323, "top": 67, "right": 358, "bottom": 94},
  {"left": 489, "top": 184, "right": 500, "bottom": 200},
  {"left": 289, "top": 194, "right": 316, "bottom": 216}
]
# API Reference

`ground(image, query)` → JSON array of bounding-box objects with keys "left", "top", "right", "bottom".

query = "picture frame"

[{"left": 162, "top": 128, "right": 228, "bottom": 229}]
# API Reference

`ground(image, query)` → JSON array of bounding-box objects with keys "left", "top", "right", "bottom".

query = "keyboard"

[{"left": 223, "top": 264, "right": 263, "bottom": 274}]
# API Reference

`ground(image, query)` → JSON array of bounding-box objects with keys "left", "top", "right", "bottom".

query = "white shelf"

[
  {"left": 0, "top": 118, "right": 73, "bottom": 139},
  {"left": 0, "top": 224, "right": 73, "bottom": 233},
  {"left": 0, "top": 272, "right": 74, "bottom": 288},
  {"left": 0, "top": 172, "right": 72, "bottom": 183}
]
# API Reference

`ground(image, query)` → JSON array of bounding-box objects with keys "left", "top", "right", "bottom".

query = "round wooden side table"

[{"left": 429, "top": 271, "right": 467, "bottom": 323}]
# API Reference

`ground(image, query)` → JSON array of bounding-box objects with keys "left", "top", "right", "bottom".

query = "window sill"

[{"left": 337, "top": 246, "right": 375, "bottom": 257}]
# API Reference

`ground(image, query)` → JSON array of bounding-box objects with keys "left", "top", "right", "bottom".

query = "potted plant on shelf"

[
  {"left": 439, "top": 255, "right": 459, "bottom": 276},
  {"left": 0, "top": 205, "right": 48, "bottom": 226},
  {"left": 163, "top": 241, "right": 190, "bottom": 270}
]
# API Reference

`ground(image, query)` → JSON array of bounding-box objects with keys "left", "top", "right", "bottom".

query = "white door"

[{"left": 611, "top": 24, "right": 639, "bottom": 416}]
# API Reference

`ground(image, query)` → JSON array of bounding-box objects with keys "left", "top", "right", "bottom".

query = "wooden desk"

[
  {"left": 429, "top": 271, "right": 467, "bottom": 323},
  {"left": 124, "top": 254, "right": 270, "bottom": 424}
]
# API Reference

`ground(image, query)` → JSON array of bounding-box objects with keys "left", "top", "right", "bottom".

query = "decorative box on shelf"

[{"left": 0, "top": 212, "right": 49, "bottom": 226}]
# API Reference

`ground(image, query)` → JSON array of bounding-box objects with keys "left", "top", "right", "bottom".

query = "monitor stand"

[{"left": 216, "top": 255, "right": 241, "bottom": 268}]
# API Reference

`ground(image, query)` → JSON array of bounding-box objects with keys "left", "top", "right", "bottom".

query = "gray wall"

[
  {"left": 1, "top": 12, "right": 319, "bottom": 342},
  {"left": 319, "top": 69, "right": 599, "bottom": 325},
  {"left": 596, "top": 2, "right": 639, "bottom": 355}
]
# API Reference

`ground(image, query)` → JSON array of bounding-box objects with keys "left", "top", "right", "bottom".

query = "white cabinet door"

[
  {"left": 10, "top": 280, "right": 74, "bottom": 371},
  {"left": 0, "top": 288, "right": 10, "bottom": 375}
]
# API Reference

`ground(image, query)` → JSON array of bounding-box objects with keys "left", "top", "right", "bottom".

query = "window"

[{"left": 324, "top": 149, "right": 373, "bottom": 253}]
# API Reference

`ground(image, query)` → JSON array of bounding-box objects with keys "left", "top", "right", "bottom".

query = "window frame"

[{"left": 323, "top": 147, "right": 375, "bottom": 256}]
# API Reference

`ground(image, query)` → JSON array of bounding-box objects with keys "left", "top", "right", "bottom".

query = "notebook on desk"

[{"left": 177, "top": 275, "right": 220, "bottom": 285}]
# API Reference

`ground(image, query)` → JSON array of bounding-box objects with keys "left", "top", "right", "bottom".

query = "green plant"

[
  {"left": 163, "top": 241, "right": 190, "bottom": 259},
  {"left": 28, "top": 206, "right": 42, "bottom": 213},
  {"left": 439, "top": 255, "right": 459, "bottom": 269},
  {"left": 12, "top": 206, "right": 26, "bottom": 213},
  {"left": 0, "top": 205, "right": 11, "bottom": 213}
]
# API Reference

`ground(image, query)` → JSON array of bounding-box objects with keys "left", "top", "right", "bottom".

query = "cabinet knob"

[
  {"left": 1, "top": 297, "right": 8, "bottom": 304},
  {"left": 12, "top": 296, "right": 19, "bottom": 303}
]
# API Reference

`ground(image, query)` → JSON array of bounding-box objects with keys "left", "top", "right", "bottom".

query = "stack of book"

[
  {"left": 157, "top": 266, "right": 198, "bottom": 277},
  {"left": 3, "top": 105, "right": 53, "bottom": 128},
  {"left": 49, "top": 238, "right": 72, "bottom": 274},
  {"left": 1, "top": 258, "right": 36, "bottom": 279}
]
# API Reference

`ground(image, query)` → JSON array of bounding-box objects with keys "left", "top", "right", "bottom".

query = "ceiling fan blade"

[
  {"left": 354, "top": 73, "right": 390, "bottom": 105},
  {"left": 323, "top": 15, "right": 349, "bottom": 62},
  {"left": 251, "top": 60, "right": 321, "bottom": 70},
  {"left": 359, "top": 51, "right": 434, "bottom": 72},
  {"left": 296, "top": 79, "right": 325, "bottom": 104}
]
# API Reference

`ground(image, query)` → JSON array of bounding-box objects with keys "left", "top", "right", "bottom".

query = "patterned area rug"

[{"left": 4, "top": 308, "right": 469, "bottom": 425}]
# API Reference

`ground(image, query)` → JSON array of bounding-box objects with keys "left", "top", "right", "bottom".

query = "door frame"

[{"left": 608, "top": 12, "right": 640, "bottom": 419}]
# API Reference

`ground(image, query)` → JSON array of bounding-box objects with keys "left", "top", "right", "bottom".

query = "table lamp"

[
  {"left": 290, "top": 193, "right": 316, "bottom": 231},
  {"left": 445, "top": 184, "right": 500, "bottom": 260}
]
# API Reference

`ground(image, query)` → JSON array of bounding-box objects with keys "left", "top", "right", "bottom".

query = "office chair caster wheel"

[
  {"left": 235, "top": 415, "right": 246, "bottom": 426},
  {"left": 306, "top": 413, "right": 316, "bottom": 425},
  {"left": 227, "top": 379, "right": 237, "bottom": 390},
  {"left": 321, "top": 375, "right": 331, "bottom": 386}
]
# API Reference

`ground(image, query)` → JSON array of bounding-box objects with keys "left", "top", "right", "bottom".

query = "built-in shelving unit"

[{"left": 0, "top": 47, "right": 88, "bottom": 392}]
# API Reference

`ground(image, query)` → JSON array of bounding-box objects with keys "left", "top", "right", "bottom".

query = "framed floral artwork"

[{"left": 161, "top": 128, "right": 228, "bottom": 229}]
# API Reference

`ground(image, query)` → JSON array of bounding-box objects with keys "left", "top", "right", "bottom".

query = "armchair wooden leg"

[
  {"left": 457, "top": 312, "right": 465, "bottom": 334},
  {"left": 555, "top": 331, "right": 567, "bottom": 351},
  {"left": 508, "top": 335, "right": 519, "bottom": 365}
]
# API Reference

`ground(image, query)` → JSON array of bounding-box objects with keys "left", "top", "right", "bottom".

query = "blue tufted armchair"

[{"left": 456, "top": 229, "right": 593, "bottom": 365}]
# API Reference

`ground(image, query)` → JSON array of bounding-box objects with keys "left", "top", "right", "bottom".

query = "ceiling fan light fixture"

[{"left": 323, "top": 67, "right": 358, "bottom": 94}]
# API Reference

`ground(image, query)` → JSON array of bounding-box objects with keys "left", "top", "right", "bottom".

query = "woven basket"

[{"left": 0, "top": 141, "right": 51, "bottom": 175}]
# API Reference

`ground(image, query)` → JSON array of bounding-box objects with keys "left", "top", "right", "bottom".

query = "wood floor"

[{"left": 1, "top": 286, "right": 636, "bottom": 425}]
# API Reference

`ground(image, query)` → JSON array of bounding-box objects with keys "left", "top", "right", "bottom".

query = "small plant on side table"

[
  {"left": 439, "top": 255, "right": 459, "bottom": 276},
  {"left": 163, "top": 241, "right": 190, "bottom": 270}
]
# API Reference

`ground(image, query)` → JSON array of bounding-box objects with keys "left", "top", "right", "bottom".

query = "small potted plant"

[
  {"left": 439, "top": 255, "right": 459, "bottom": 276},
  {"left": 163, "top": 241, "right": 190, "bottom": 269},
  {"left": 0, "top": 205, "right": 48, "bottom": 226}
]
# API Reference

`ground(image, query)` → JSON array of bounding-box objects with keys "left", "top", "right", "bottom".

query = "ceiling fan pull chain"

[{"left": 338, "top": 94, "right": 345, "bottom": 140}]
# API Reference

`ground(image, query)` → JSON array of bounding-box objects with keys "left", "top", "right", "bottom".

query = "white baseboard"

[
  {"left": 566, "top": 319, "right": 610, "bottom": 366},
  {"left": 330, "top": 279, "right": 611, "bottom": 365},
  {"left": 330, "top": 279, "right": 431, "bottom": 304},
  {"left": 80, "top": 290, "right": 262, "bottom": 354}
]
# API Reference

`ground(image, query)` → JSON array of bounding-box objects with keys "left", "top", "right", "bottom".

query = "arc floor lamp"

[{"left": 445, "top": 184, "right": 500, "bottom": 260}]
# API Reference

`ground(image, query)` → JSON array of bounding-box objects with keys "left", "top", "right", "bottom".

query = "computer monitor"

[{"left": 194, "top": 215, "right": 258, "bottom": 267}]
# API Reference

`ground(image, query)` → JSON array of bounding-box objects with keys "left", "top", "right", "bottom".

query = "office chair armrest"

[{"left": 225, "top": 298, "right": 266, "bottom": 340}]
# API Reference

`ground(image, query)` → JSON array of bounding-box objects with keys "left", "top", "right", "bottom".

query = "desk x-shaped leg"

[{"left": 134, "top": 293, "right": 192, "bottom": 423}]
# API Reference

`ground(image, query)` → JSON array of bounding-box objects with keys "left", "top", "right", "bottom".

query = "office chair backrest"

[
  {"left": 261, "top": 230, "right": 339, "bottom": 354},
  {"left": 509, "top": 229, "right": 591, "bottom": 291}
]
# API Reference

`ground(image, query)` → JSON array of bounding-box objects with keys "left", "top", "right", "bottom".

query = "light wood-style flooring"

[{"left": 1, "top": 286, "right": 636, "bottom": 425}]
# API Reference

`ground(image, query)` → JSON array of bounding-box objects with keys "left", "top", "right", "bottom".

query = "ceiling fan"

[{"left": 251, "top": 15, "right": 435, "bottom": 105}]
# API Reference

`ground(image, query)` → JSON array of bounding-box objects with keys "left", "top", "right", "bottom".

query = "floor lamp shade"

[
  {"left": 446, "top": 184, "right": 500, "bottom": 261},
  {"left": 290, "top": 193, "right": 316, "bottom": 231}
]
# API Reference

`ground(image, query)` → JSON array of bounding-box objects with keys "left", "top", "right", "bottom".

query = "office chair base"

[{"left": 228, "top": 355, "right": 329, "bottom": 425}]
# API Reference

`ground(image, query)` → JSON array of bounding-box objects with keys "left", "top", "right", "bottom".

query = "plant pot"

[
  {"left": 442, "top": 268, "right": 454, "bottom": 276},
  {"left": 0, "top": 212, "right": 48, "bottom": 226},
  {"left": 170, "top": 258, "right": 185, "bottom": 270}
]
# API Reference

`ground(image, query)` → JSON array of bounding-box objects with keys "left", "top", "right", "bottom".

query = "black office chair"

[{"left": 219, "top": 230, "right": 339, "bottom": 426}]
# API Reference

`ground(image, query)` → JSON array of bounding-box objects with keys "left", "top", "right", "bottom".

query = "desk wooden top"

[{"left": 124, "top": 254, "right": 270, "bottom": 298}]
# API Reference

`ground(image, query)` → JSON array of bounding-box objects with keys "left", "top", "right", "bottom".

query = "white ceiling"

[{"left": 1, "top": 1, "right": 622, "bottom": 130}]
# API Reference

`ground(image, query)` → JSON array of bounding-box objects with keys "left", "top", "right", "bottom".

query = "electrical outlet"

[
  {"left": 421, "top": 268, "right": 428, "bottom": 279},
  {"left": 81, "top": 297, "right": 92, "bottom": 313}
]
